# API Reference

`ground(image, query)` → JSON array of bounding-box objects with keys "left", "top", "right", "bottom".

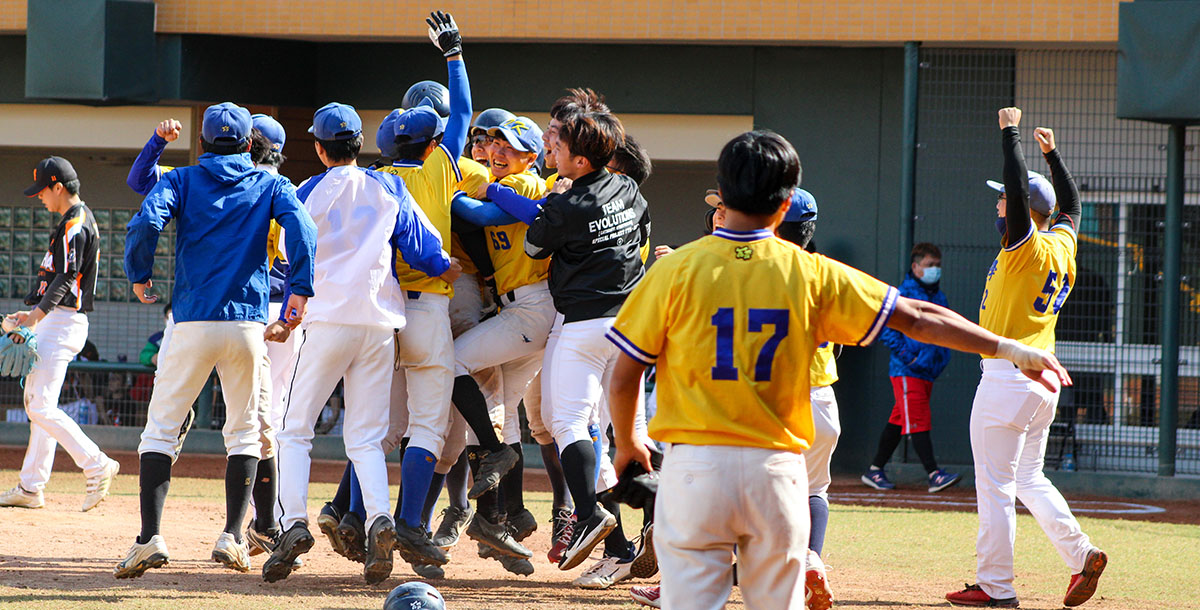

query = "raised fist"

[{"left": 998, "top": 107, "right": 1022, "bottom": 130}]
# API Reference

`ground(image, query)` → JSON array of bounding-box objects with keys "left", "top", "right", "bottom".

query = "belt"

[
  {"left": 407, "top": 291, "right": 422, "bottom": 300},
  {"left": 500, "top": 281, "right": 549, "bottom": 307}
]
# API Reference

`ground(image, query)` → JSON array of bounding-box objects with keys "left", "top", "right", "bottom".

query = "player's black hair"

[
  {"left": 550, "top": 88, "right": 609, "bottom": 122},
  {"left": 716, "top": 130, "right": 801, "bottom": 216},
  {"left": 316, "top": 134, "right": 363, "bottom": 163},
  {"left": 249, "top": 129, "right": 287, "bottom": 168},
  {"left": 777, "top": 220, "right": 816, "bottom": 249},
  {"left": 608, "top": 133, "right": 652, "bottom": 185},
  {"left": 911, "top": 242, "right": 943, "bottom": 264},
  {"left": 559, "top": 111, "right": 624, "bottom": 171},
  {"left": 201, "top": 137, "right": 251, "bottom": 156},
  {"left": 61, "top": 179, "right": 80, "bottom": 196},
  {"left": 394, "top": 134, "right": 444, "bottom": 162}
]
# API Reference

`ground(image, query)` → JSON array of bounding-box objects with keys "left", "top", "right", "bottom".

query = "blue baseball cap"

[
  {"left": 377, "top": 109, "right": 402, "bottom": 158},
  {"left": 309, "top": 102, "right": 362, "bottom": 141},
  {"left": 394, "top": 105, "right": 446, "bottom": 142},
  {"left": 784, "top": 188, "right": 818, "bottom": 222},
  {"left": 488, "top": 116, "right": 543, "bottom": 154},
  {"left": 986, "top": 171, "right": 1056, "bottom": 216},
  {"left": 251, "top": 114, "right": 286, "bottom": 152},
  {"left": 201, "top": 102, "right": 252, "bottom": 145}
]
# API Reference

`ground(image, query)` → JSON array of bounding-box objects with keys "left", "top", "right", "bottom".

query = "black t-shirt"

[{"left": 25, "top": 202, "right": 99, "bottom": 313}]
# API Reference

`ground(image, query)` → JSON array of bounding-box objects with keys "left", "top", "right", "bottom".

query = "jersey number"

[
  {"left": 1033, "top": 270, "right": 1071, "bottom": 314},
  {"left": 490, "top": 231, "right": 511, "bottom": 250},
  {"left": 711, "top": 308, "right": 789, "bottom": 381}
]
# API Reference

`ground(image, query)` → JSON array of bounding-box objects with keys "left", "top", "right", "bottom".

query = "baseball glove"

[
  {"left": 0, "top": 327, "right": 39, "bottom": 378},
  {"left": 608, "top": 445, "right": 663, "bottom": 509}
]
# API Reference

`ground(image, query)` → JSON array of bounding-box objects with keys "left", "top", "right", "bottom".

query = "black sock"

[
  {"left": 392, "top": 438, "right": 410, "bottom": 521},
  {"left": 467, "top": 446, "right": 502, "bottom": 522},
  {"left": 332, "top": 461, "right": 353, "bottom": 513},
  {"left": 252, "top": 457, "right": 277, "bottom": 533},
  {"left": 421, "top": 472, "right": 447, "bottom": 530},
  {"left": 600, "top": 495, "right": 631, "bottom": 558},
  {"left": 560, "top": 440, "right": 597, "bottom": 521},
  {"left": 642, "top": 498, "right": 654, "bottom": 531},
  {"left": 225, "top": 455, "right": 259, "bottom": 542},
  {"left": 500, "top": 442, "right": 525, "bottom": 515},
  {"left": 445, "top": 451, "right": 470, "bottom": 511},
  {"left": 871, "top": 423, "right": 903, "bottom": 469},
  {"left": 911, "top": 430, "right": 940, "bottom": 474},
  {"left": 452, "top": 375, "right": 504, "bottom": 451},
  {"left": 138, "top": 452, "right": 172, "bottom": 544},
  {"left": 540, "top": 443, "right": 572, "bottom": 511}
]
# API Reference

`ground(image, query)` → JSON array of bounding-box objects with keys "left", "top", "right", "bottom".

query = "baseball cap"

[
  {"left": 309, "top": 102, "right": 363, "bottom": 141},
  {"left": 24, "top": 156, "right": 78, "bottom": 197},
  {"left": 251, "top": 114, "right": 287, "bottom": 152},
  {"left": 201, "top": 102, "right": 252, "bottom": 145},
  {"left": 377, "top": 109, "right": 402, "bottom": 158},
  {"left": 784, "top": 188, "right": 818, "bottom": 222},
  {"left": 488, "top": 117, "right": 543, "bottom": 154},
  {"left": 986, "top": 171, "right": 1056, "bottom": 216},
  {"left": 394, "top": 105, "right": 446, "bottom": 142}
]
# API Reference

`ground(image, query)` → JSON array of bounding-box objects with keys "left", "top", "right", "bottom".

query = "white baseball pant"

[
  {"left": 970, "top": 358, "right": 1095, "bottom": 600},
  {"left": 384, "top": 292, "right": 454, "bottom": 457},
  {"left": 523, "top": 371, "right": 553, "bottom": 445},
  {"left": 547, "top": 316, "right": 614, "bottom": 450},
  {"left": 656, "top": 444, "right": 809, "bottom": 610},
  {"left": 139, "top": 321, "right": 265, "bottom": 459},
  {"left": 277, "top": 323, "right": 396, "bottom": 529},
  {"left": 18, "top": 309, "right": 107, "bottom": 493},
  {"left": 807, "top": 385, "right": 841, "bottom": 499},
  {"left": 436, "top": 272, "right": 502, "bottom": 470}
]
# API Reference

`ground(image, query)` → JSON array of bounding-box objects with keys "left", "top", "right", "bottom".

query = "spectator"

[{"left": 139, "top": 303, "right": 172, "bottom": 367}]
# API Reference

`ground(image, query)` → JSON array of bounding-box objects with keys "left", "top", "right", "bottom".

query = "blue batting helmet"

[
  {"left": 470, "top": 107, "right": 516, "bottom": 135},
  {"left": 383, "top": 582, "right": 445, "bottom": 610},
  {"left": 402, "top": 81, "right": 450, "bottom": 118}
]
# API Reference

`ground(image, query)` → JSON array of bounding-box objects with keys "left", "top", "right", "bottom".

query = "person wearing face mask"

[{"left": 862, "top": 242, "right": 959, "bottom": 493}]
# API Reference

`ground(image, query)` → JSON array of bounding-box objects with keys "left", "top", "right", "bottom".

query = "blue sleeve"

[
  {"left": 391, "top": 187, "right": 452, "bottom": 278},
  {"left": 277, "top": 281, "right": 292, "bottom": 321},
  {"left": 443, "top": 58, "right": 471, "bottom": 161},
  {"left": 452, "top": 192, "right": 519, "bottom": 226},
  {"left": 127, "top": 131, "right": 168, "bottom": 196},
  {"left": 879, "top": 327, "right": 919, "bottom": 365},
  {"left": 124, "top": 174, "right": 179, "bottom": 283},
  {"left": 271, "top": 179, "right": 318, "bottom": 297},
  {"left": 486, "top": 183, "right": 544, "bottom": 225}
]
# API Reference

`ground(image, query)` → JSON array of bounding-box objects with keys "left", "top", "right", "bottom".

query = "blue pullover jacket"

[{"left": 878, "top": 273, "right": 951, "bottom": 381}]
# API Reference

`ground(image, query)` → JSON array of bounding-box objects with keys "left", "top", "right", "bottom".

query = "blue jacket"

[
  {"left": 124, "top": 152, "right": 318, "bottom": 323},
  {"left": 878, "top": 273, "right": 951, "bottom": 381}
]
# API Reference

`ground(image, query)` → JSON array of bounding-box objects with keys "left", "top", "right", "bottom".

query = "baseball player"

[
  {"left": 0, "top": 156, "right": 119, "bottom": 513},
  {"left": 945, "top": 109, "right": 1105, "bottom": 608},
  {"left": 115, "top": 102, "right": 318, "bottom": 579},
  {"left": 607, "top": 129, "right": 1071, "bottom": 610},
  {"left": 264, "top": 101, "right": 458, "bottom": 585}
]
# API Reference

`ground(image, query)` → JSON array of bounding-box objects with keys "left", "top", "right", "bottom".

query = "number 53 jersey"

[
  {"left": 978, "top": 222, "right": 1077, "bottom": 357},
  {"left": 607, "top": 227, "right": 898, "bottom": 453}
]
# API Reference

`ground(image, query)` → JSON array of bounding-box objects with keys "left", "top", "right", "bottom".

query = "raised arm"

[
  {"left": 999, "top": 108, "right": 1033, "bottom": 248},
  {"left": 428, "top": 11, "right": 471, "bottom": 156},
  {"left": 1035, "top": 127, "right": 1081, "bottom": 230},
  {"left": 124, "top": 176, "right": 180, "bottom": 302},
  {"left": 127, "top": 120, "right": 180, "bottom": 195}
]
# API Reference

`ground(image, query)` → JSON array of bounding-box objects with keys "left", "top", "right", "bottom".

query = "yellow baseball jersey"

[
  {"left": 378, "top": 144, "right": 461, "bottom": 296},
  {"left": 452, "top": 157, "right": 493, "bottom": 277},
  {"left": 810, "top": 342, "right": 839, "bottom": 387},
  {"left": 487, "top": 172, "right": 549, "bottom": 295},
  {"left": 608, "top": 228, "right": 898, "bottom": 453},
  {"left": 979, "top": 222, "right": 1077, "bottom": 355},
  {"left": 545, "top": 172, "right": 558, "bottom": 192}
]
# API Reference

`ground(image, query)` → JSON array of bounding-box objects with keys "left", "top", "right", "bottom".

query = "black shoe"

[
  {"left": 467, "top": 513, "right": 533, "bottom": 559},
  {"left": 507, "top": 508, "right": 538, "bottom": 543},
  {"left": 244, "top": 524, "right": 280, "bottom": 557},
  {"left": 337, "top": 511, "right": 367, "bottom": 563},
  {"left": 558, "top": 504, "right": 617, "bottom": 571},
  {"left": 431, "top": 505, "right": 474, "bottom": 549},
  {"left": 262, "top": 523, "right": 314, "bottom": 583},
  {"left": 479, "top": 542, "right": 536, "bottom": 576},
  {"left": 412, "top": 562, "right": 445, "bottom": 579},
  {"left": 395, "top": 521, "right": 449, "bottom": 567},
  {"left": 629, "top": 522, "right": 658, "bottom": 578},
  {"left": 363, "top": 516, "right": 397, "bottom": 585},
  {"left": 316, "top": 502, "right": 345, "bottom": 557},
  {"left": 468, "top": 445, "right": 519, "bottom": 500}
]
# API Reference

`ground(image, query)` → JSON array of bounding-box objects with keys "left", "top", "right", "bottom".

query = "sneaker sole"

[
  {"left": 805, "top": 569, "right": 834, "bottom": 610},
  {"left": 114, "top": 553, "right": 169, "bottom": 579},
  {"left": 212, "top": 549, "right": 250, "bottom": 573},
  {"left": 337, "top": 521, "right": 367, "bottom": 563},
  {"left": 317, "top": 513, "right": 346, "bottom": 557},
  {"left": 1064, "top": 550, "right": 1107, "bottom": 607},
  {"left": 558, "top": 515, "right": 617, "bottom": 571},
  {"left": 467, "top": 451, "right": 519, "bottom": 500},
  {"left": 946, "top": 595, "right": 1019, "bottom": 608},
  {"left": 465, "top": 528, "right": 532, "bottom": 559},
  {"left": 262, "top": 535, "right": 313, "bottom": 583},
  {"left": 860, "top": 474, "right": 894, "bottom": 491},
  {"left": 364, "top": 526, "right": 397, "bottom": 585},
  {"left": 929, "top": 476, "right": 962, "bottom": 493},
  {"left": 629, "top": 526, "right": 658, "bottom": 579},
  {"left": 397, "top": 537, "right": 450, "bottom": 567},
  {"left": 630, "top": 591, "right": 661, "bottom": 608}
]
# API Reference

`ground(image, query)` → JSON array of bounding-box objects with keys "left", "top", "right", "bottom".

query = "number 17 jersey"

[
  {"left": 979, "top": 222, "right": 1077, "bottom": 356},
  {"left": 607, "top": 228, "right": 898, "bottom": 453}
]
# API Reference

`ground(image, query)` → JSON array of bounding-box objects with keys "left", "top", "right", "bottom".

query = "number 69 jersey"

[
  {"left": 606, "top": 227, "right": 898, "bottom": 454},
  {"left": 978, "top": 222, "right": 1077, "bottom": 357}
]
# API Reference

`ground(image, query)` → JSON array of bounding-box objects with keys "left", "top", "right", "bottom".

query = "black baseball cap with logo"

[{"left": 24, "top": 156, "right": 78, "bottom": 197}]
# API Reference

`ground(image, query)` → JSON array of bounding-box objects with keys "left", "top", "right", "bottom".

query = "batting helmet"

[
  {"left": 470, "top": 107, "right": 516, "bottom": 135},
  {"left": 402, "top": 81, "right": 450, "bottom": 118},
  {"left": 383, "top": 582, "right": 445, "bottom": 610}
]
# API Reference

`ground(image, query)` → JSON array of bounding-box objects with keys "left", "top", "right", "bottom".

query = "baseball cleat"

[
  {"left": 114, "top": 535, "right": 169, "bottom": 579},
  {"left": 945, "top": 583, "right": 1019, "bottom": 607},
  {"left": 558, "top": 504, "right": 617, "bottom": 571},
  {"left": 479, "top": 543, "right": 536, "bottom": 576},
  {"left": 212, "top": 532, "right": 251, "bottom": 573},
  {"left": 0, "top": 485, "right": 44, "bottom": 509},
  {"left": 412, "top": 561, "right": 446, "bottom": 579},
  {"left": 630, "top": 584, "right": 662, "bottom": 608},
  {"left": 573, "top": 555, "right": 633, "bottom": 589},
  {"left": 336, "top": 511, "right": 368, "bottom": 563},
  {"left": 861, "top": 468, "right": 895, "bottom": 490},
  {"left": 467, "top": 445, "right": 519, "bottom": 500},
  {"left": 466, "top": 513, "right": 533, "bottom": 559},
  {"left": 261, "top": 523, "right": 314, "bottom": 583},
  {"left": 1063, "top": 548, "right": 1107, "bottom": 607},
  {"left": 547, "top": 508, "right": 575, "bottom": 564},
  {"left": 316, "top": 502, "right": 346, "bottom": 557},
  {"left": 507, "top": 507, "right": 538, "bottom": 542},
  {"left": 629, "top": 522, "right": 658, "bottom": 579},
  {"left": 431, "top": 504, "right": 473, "bottom": 549},
  {"left": 928, "top": 468, "right": 962, "bottom": 493},
  {"left": 245, "top": 524, "right": 279, "bottom": 557},
  {"left": 804, "top": 549, "right": 833, "bottom": 610},
  {"left": 395, "top": 521, "right": 449, "bottom": 567},
  {"left": 82, "top": 458, "right": 120, "bottom": 512},
  {"left": 363, "top": 515, "right": 398, "bottom": 585}
]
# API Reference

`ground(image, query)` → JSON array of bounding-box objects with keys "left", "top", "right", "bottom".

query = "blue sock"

[
  {"left": 399, "top": 447, "right": 437, "bottom": 528},
  {"left": 589, "top": 424, "right": 603, "bottom": 487},
  {"left": 808, "top": 495, "right": 829, "bottom": 555},
  {"left": 348, "top": 463, "right": 366, "bottom": 519}
]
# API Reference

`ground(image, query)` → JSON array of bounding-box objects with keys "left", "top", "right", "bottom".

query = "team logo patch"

[
  {"left": 503, "top": 118, "right": 529, "bottom": 135},
  {"left": 339, "top": 121, "right": 347, "bottom": 128},
  {"left": 734, "top": 246, "right": 753, "bottom": 260},
  {"left": 221, "top": 125, "right": 230, "bottom": 132}
]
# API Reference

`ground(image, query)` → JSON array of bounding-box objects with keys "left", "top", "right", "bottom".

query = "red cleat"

[
  {"left": 546, "top": 509, "right": 575, "bottom": 565},
  {"left": 630, "top": 584, "right": 661, "bottom": 608},
  {"left": 1064, "top": 548, "right": 1107, "bottom": 607},
  {"left": 946, "top": 584, "right": 1019, "bottom": 607}
]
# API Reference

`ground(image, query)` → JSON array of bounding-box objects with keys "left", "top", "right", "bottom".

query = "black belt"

[
  {"left": 407, "top": 291, "right": 422, "bottom": 300},
  {"left": 503, "top": 290, "right": 517, "bottom": 304}
]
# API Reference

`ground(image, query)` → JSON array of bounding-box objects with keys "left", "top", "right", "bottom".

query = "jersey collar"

[
  {"left": 713, "top": 227, "right": 774, "bottom": 242},
  {"left": 393, "top": 159, "right": 423, "bottom": 168}
]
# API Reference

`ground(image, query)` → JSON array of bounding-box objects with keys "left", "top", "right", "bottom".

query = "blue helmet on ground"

[
  {"left": 384, "top": 582, "right": 445, "bottom": 610},
  {"left": 402, "top": 80, "right": 450, "bottom": 118}
]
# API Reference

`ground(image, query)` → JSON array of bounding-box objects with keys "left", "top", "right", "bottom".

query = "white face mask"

[{"left": 919, "top": 266, "right": 942, "bottom": 285}]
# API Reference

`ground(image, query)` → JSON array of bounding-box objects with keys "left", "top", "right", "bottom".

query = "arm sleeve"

[
  {"left": 271, "top": 180, "right": 318, "bottom": 297},
  {"left": 1044, "top": 148, "right": 1081, "bottom": 230},
  {"left": 124, "top": 176, "right": 179, "bottom": 284},
  {"left": 486, "top": 183, "right": 544, "bottom": 225},
  {"left": 452, "top": 192, "right": 520, "bottom": 226},
  {"left": 443, "top": 58, "right": 471, "bottom": 160},
  {"left": 127, "top": 131, "right": 169, "bottom": 196},
  {"left": 1002, "top": 126, "right": 1033, "bottom": 250},
  {"left": 36, "top": 275, "right": 73, "bottom": 314},
  {"left": 524, "top": 197, "right": 569, "bottom": 260},
  {"left": 391, "top": 188, "right": 452, "bottom": 278}
]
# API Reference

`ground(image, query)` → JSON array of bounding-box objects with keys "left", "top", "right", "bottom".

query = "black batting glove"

[{"left": 426, "top": 11, "right": 462, "bottom": 58}]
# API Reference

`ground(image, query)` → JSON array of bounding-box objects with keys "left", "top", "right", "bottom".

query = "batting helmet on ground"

[
  {"left": 384, "top": 582, "right": 445, "bottom": 610},
  {"left": 402, "top": 80, "right": 450, "bottom": 118}
]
